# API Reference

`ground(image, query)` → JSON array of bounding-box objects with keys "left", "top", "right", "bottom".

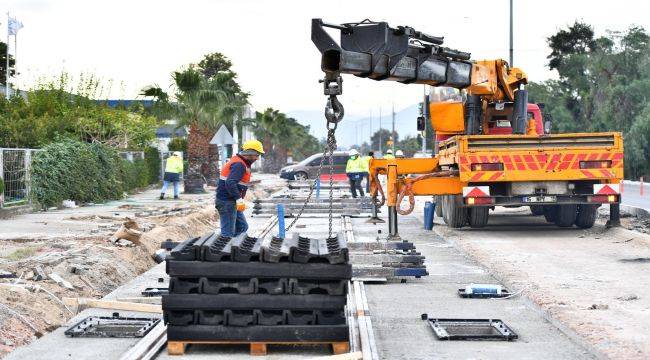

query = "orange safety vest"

[{"left": 220, "top": 155, "right": 251, "bottom": 186}]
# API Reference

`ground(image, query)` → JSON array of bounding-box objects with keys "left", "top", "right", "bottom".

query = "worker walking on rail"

[
  {"left": 363, "top": 151, "right": 374, "bottom": 192},
  {"left": 215, "top": 140, "right": 265, "bottom": 237},
  {"left": 346, "top": 149, "right": 365, "bottom": 198},
  {"left": 160, "top": 152, "right": 184, "bottom": 200}
]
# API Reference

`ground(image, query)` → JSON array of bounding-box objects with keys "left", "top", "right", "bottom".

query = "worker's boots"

[{"left": 159, "top": 194, "right": 164, "bottom": 200}]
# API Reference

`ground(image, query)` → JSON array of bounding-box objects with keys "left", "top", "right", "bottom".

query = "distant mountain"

[{"left": 289, "top": 104, "right": 420, "bottom": 148}]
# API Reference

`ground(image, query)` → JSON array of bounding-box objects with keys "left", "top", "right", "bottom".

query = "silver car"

[{"left": 279, "top": 151, "right": 350, "bottom": 180}]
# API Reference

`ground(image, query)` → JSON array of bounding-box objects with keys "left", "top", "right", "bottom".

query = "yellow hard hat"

[{"left": 242, "top": 139, "right": 265, "bottom": 154}]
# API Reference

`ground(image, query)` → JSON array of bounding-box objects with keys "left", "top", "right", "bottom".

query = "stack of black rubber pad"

[{"left": 164, "top": 232, "right": 351, "bottom": 342}]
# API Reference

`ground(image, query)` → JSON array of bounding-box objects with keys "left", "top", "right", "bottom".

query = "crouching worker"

[
  {"left": 160, "top": 151, "right": 183, "bottom": 200},
  {"left": 215, "top": 140, "right": 264, "bottom": 237},
  {"left": 346, "top": 149, "right": 365, "bottom": 198}
]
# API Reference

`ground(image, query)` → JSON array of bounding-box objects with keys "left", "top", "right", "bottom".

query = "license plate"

[{"left": 522, "top": 196, "right": 556, "bottom": 203}]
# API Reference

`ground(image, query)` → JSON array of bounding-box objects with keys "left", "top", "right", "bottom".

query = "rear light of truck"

[
  {"left": 588, "top": 195, "right": 617, "bottom": 203},
  {"left": 471, "top": 163, "right": 504, "bottom": 171},
  {"left": 466, "top": 197, "right": 494, "bottom": 205},
  {"left": 580, "top": 160, "right": 611, "bottom": 169}
]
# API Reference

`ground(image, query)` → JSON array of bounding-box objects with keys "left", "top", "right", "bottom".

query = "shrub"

[
  {"left": 0, "top": 178, "right": 4, "bottom": 195},
  {"left": 31, "top": 139, "right": 157, "bottom": 208},
  {"left": 144, "top": 146, "right": 161, "bottom": 184}
]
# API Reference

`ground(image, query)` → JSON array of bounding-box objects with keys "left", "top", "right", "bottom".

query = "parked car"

[{"left": 279, "top": 151, "right": 349, "bottom": 180}]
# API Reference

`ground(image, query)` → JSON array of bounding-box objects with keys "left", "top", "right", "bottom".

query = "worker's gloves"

[{"left": 236, "top": 199, "right": 246, "bottom": 212}]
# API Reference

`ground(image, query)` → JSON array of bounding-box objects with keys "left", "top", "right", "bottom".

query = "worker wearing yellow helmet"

[{"left": 215, "top": 139, "right": 265, "bottom": 237}]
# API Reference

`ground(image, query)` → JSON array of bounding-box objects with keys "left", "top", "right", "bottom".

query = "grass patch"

[{"left": 6, "top": 247, "right": 38, "bottom": 261}]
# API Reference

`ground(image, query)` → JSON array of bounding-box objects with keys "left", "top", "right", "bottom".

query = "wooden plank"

[
  {"left": 63, "top": 297, "right": 162, "bottom": 313},
  {"left": 250, "top": 342, "right": 267, "bottom": 356},
  {"left": 332, "top": 342, "right": 351, "bottom": 355},
  {"left": 166, "top": 341, "right": 185, "bottom": 355}
]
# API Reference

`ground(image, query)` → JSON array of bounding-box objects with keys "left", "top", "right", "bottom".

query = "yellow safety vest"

[
  {"left": 165, "top": 156, "right": 184, "bottom": 174},
  {"left": 383, "top": 154, "right": 395, "bottom": 159},
  {"left": 346, "top": 156, "right": 365, "bottom": 173},
  {"left": 362, "top": 156, "right": 372, "bottom": 172}
]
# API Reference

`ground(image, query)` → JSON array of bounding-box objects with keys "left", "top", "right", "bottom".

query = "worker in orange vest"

[{"left": 215, "top": 140, "right": 265, "bottom": 237}]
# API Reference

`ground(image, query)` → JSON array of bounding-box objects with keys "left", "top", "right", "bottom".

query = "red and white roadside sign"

[
  {"left": 593, "top": 184, "right": 620, "bottom": 195},
  {"left": 462, "top": 186, "right": 490, "bottom": 198}
]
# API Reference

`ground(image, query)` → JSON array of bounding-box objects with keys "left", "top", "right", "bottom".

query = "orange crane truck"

[{"left": 311, "top": 19, "right": 623, "bottom": 237}]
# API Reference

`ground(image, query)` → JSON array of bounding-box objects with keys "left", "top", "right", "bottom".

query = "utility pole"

[
  {"left": 509, "top": 0, "right": 514, "bottom": 66},
  {"left": 6, "top": 13, "right": 10, "bottom": 100},
  {"left": 391, "top": 104, "right": 396, "bottom": 152},
  {"left": 378, "top": 107, "right": 383, "bottom": 154},
  {"left": 369, "top": 109, "right": 372, "bottom": 148}
]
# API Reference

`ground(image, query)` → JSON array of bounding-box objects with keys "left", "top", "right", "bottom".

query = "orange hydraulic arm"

[{"left": 368, "top": 158, "right": 462, "bottom": 215}]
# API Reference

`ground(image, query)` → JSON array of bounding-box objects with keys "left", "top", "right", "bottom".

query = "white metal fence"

[{"left": 0, "top": 148, "right": 36, "bottom": 208}]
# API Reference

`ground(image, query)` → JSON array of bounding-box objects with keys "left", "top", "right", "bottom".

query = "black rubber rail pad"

[
  {"left": 162, "top": 294, "right": 346, "bottom": 311},
  {"left": 289, "top": 279, "right": 348, "bottom": 296},
  {"left": 169, "top": 277, "right": 201, "bottom": 294},
  {"left": 165, "top": 310, "right": 197, "bottom": 326},
  {"left": 164, "top": 309, "right": 346, "bottom": 327},
  {"left": 260, "top": 232, "right": 349, "bottom": 264},
  {"left": 201, "top": 234, "right": 234, "bottom": 262},
  {"left": 260, "top": 233, "right": 295, "bottom": 262},
  {"left": 166, "top": 261, "right": 352, "bottom": 280},
  {"left": 256, "top": 278, "right": 288, "bottom": 295},
  {"left": 201, "top": 278, "right": 257, "bottom": 295},
  {"left": 166, "top": 324, "right": 350, "bottom": 342},
  {"left": 169, "top": 233, "right": 215, "bottom": 261},
  {"left": 231, "top": 234, "right": 263, "bottom": 262},
  {"left": 255, "top": 310, "right": 285, "bottom": 326}
]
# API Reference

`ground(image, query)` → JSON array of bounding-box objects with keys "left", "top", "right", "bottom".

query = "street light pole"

[{"left": 509, "top": 0, "right": 514, "bottom": 66}]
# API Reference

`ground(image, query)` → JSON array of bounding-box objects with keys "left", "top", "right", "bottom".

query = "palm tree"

[{"left": 142, "top": 67, "right": 241, "bottom": 193}]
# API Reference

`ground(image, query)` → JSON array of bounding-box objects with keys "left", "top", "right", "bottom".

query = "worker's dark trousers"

[
  {"left": 348, "top": 175, "right": 365, "bottom": 198},
  {"left": 215, "top": 198, "right": 248, "bottom": 237}
]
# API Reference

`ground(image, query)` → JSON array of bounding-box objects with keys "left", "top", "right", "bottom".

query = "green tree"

[
  {"left": 529, "top": 23, "right": 650, "bottom": 178},
  {"left": 0, "top": 41, "right": 15, "bottom": 84}
]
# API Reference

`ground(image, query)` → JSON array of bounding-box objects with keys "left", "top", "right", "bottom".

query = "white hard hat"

[
  {"left": 173, "top": 151, "right": 182, "bottom": 157},
  {"left": 395, "top": 150, "right": 404, "bottom": 156},
  {"left": 385, "top": 149, "right": 393, "bottom": 154},
  {"left": 348, "top": 149, "right": 359, "bottom": 156}
]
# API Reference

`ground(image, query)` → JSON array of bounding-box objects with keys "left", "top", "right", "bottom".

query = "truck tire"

[
  {"left": 434, "top": 196, "right": 443, "bottom": 217},
  {"left": 446, "top": 195, "right": 467, "bottom": 228},
  {"left": 543, "top": 206, "right": 558, "bottom": 223},
  {"left": 554, "top": 204, "right": 578, "bottom": 227},
  {"left": 468, "top": 207, "right": 489, "bottom": 228},
  {"left": 575, "top": 204, "right": 598, "bottom": 229},
  {"left": 441, "top": 196, "right": 450, "bottom": 224},
  {"left": 529, "top": 205, "right": 544, "bottom": 216}
]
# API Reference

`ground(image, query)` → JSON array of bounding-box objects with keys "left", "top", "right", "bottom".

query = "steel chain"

[{"left": 284, "top": 126, "right": 337, "bottom": 233}]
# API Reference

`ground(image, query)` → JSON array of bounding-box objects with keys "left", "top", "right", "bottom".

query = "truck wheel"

[
  {"left": 446, "top": 195, "right": 467, "bottom": 228},
  {"left": 434, "top": 196, "right": 443, "bottom": 217},
  {"left": 575, "top": 204, "right": 598, "bottom": 229},
  {"left": 529, "top": 205, "right": 544, "bottom": 216},
  {"left": 543, "top": 206, "right": 558, "bottom": 223},
  {"left": 468, "top": 207, "right": 489, "bottom": 228},
  {"left": 441, "top": 196, "right": 450, "bottom": 224},
  {"left": 554, "top": 204, "right": 578, "bottom": 227}
]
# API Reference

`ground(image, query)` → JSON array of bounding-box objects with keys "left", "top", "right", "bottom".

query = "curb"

[{"left": 620, "top": 204, "right": 650, "bottom": 218}]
